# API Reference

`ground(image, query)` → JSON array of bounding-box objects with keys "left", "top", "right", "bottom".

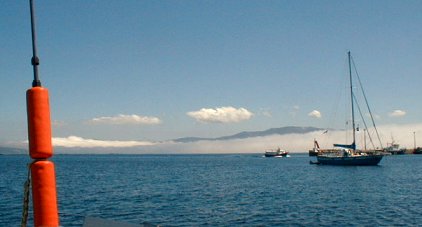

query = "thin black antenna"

[{"left": 29, "top": 0, "right": 41, "bottom": 87}]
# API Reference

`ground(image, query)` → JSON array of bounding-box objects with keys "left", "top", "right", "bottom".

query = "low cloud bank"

[
  {"left": 53, "top": 136, "right": 155, "bottom": 148},
  {"left": 49, "top": 123, "right": 422, "bottom": 154},
  {"left": 164, "top": 123, "right": 422, "bottom": 153}
]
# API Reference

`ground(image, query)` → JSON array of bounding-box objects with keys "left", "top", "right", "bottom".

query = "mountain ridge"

[
  {"left": 0, "top": 146, "right": 27, "bottom": 155},
  {"left": 173, "top": 126, "right": 323, "bottom": 143}
]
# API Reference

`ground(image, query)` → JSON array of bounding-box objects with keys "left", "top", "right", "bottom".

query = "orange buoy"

[
  {"left": 31, "top": 160, "right": 59, "bottom": 227},
  {"left": 26, "top": 86, "right": 53, "bottom": 159}
]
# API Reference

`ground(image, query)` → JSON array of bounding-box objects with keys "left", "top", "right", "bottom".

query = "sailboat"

[{"left": 314, "top": 51, "right": 384, "bottom": 166}]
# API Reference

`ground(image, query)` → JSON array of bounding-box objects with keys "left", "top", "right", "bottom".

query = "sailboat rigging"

[{"left": 313, "top": 51, "right": 384, "bottom": 165}]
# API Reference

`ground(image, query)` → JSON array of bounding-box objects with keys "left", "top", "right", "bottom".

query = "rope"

[{"left": 21, "top": 161, "right": 34, "bottom": 227}]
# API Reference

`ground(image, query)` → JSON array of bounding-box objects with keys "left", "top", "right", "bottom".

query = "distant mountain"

[
  {"left": 174, "top": 126, "right": 323, "bottom": 143},
  {"left": 0, "top": 146, "right": 27, "bottom": 155}
]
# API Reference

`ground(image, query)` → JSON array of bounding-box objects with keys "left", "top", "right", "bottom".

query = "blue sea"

[{"left": 1, "top": 154, "right": 422, "bottom": 226}]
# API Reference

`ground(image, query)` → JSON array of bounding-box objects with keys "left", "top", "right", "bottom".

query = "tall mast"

[{"left": 348, "top": 51, "right": 356, "bottom": 150}]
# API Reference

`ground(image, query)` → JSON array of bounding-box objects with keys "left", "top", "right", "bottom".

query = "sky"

[{"left": 1, "top": 0, "right": 422, "bottom": 153}]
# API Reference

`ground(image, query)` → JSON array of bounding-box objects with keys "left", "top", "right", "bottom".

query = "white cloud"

[
  {"left": 52, "top": 136, "right": 155, "bottom": 148},
  {"left": 187, "top": 106, "right": 253, "bottom": 123},
  {"left": 389, "top": 110, "right": 406, "bottom": 117},
  {"left": 308, "top": 110, "right": 322, "bottom": 118},
  {"left": 90, "top": 114, "right": 161, "bottom": 125}
]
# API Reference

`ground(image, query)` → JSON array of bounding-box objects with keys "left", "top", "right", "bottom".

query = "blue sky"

[{"left": 1, "top": 0, "right": 422, "bottom": 152}]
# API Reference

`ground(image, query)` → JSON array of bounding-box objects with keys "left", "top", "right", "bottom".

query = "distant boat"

[
  {"left": 308, "top": 149, "right": 318, "bottom": 156},
  {"left": 413, "top": 132, "right": 421, "bottom": 154},
  {"left": 308, "top": 139, "right": 338, "bottom": 156},
  {"left": 265, "top": 148, "right": 289, "bottom": 157},
  {"left": 384, "top": 141, "right": 406, "bottom": 155},
  {"left": 313, "top": 52, "right": 384, "bottom": 166},
  {"left": 414, "top": 147, "right": 422, "bottom": 154},
  {"left": 309, "top": 139, "right": 319, "bottom": 156}
]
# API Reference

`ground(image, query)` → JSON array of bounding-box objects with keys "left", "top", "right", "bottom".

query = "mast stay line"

[{"left": 350, "top": 56, "right": 383, "bottom": 149}]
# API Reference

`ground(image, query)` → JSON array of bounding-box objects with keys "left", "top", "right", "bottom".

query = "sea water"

[{"left": 1, "top": 154, "right": 421, "bottom": 226}]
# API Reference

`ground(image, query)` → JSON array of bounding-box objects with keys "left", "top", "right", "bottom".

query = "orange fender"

[
  {"left": 31, "top": 160, "right": 59, "bottom": 227},
  {"left": 27, "top": 87, "right": 53, "bottom": 159}
]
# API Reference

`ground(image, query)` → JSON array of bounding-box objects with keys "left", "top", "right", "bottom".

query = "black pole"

[{"left": 29, "top": 0, "right": 41, "bottom": 87}]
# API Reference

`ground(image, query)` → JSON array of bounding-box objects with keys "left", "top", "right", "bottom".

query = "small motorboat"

[{"left": 264, "top": 148, "right": 289, "bottom": 157}]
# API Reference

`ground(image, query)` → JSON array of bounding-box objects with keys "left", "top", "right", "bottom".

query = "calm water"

[{"left": 1, "top": 154, "right": 422, "bottom": 226}]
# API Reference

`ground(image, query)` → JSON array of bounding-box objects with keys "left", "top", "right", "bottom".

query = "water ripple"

[{"left": 1, "top": 154, "right": 422, "bottom": 226}]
